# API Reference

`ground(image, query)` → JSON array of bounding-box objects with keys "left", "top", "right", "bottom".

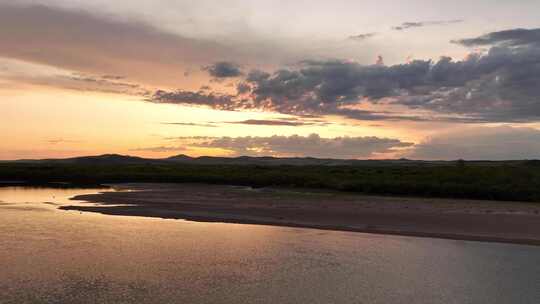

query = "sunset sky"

[{"left": 2, "top": 0, "right": 540, "bottom": 160}]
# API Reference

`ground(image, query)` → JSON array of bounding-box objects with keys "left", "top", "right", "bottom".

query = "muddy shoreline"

[{"left": 62, "top": 183, "right": 540, "bottom": 246}]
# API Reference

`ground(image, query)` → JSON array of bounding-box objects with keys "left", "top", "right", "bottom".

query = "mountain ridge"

[{"left": 4, "top": 153, "right": 533, "bottom": 167}]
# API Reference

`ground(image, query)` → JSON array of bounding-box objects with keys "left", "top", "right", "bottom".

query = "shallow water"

[{"left": 1, "top": 186, "right": 539, "bottom": 304}]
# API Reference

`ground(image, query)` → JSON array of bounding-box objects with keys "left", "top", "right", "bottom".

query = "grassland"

[{"left": 2, "top": 160, "right": 540, "bottom": 202}]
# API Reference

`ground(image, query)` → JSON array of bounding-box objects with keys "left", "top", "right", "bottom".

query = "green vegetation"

[{"left": 2, "top": 161, "right": 540, "bottom": 202}]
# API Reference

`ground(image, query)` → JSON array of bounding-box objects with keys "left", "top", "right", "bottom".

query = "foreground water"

[{"left": 1, "top": 186, "right": 539, "bottom": 304}]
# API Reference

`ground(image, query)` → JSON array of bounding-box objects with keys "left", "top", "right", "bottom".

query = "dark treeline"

[{"left": 2, "top": 161, "right": 540, "bottom": 202}]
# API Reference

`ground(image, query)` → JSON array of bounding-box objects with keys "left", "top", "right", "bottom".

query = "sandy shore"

[{"left": 62, "top": 183, "right": 540, "bottom": 245}]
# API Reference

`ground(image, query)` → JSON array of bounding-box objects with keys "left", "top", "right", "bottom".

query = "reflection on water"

[
  {"left": 1, "top": 186, "right": 540, "bottom": 304},
  {"left": 0, "top": 186, "right": 110, "bottom": 205}
]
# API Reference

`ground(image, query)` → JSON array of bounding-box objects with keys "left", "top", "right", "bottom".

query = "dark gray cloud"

[
  {"left": 241, "top": 60, "right": 458, "bottom": 120},
  {"left": 236, "top": 82, "right": 251, "bottom": 94},
  {"left": 453, "top": 28, "right": 540, "bottom": 48},
  {"left": 149, "top": 28, "right": 540, "bottom": 123},
  {"left": 241, "top": 62, "right": 411, "bottom": 119},
  {"left": 392, "top": 22, "right": 424, "bottom": 31},
  {"left": 185, "top": 133, "right": 413, "bottom": 158},
  {"left": 151, "top": 89, "right": 238, "bottom": 110},
  {"left": 203, "top": 61, "right": 243, "bottom": 78},
  {"left": 409, "top": 126, "right": 540, "bottom": 160},
  {"left": 243, "top": 33, "right": 540, "bottom": 122},
  {"left": 149, "top": 84, "right": 430, "bottom": 122},
  {"left": 392, "top": 20, "right": 463, "bottom": 31},
  {"left": 349, "top": 32, "right": 377, "bottom": 41}
]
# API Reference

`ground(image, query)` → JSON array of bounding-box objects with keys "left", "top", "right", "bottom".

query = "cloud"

[
  {"left": 148, "top": 86, "right": 427, "bottom": 122},
  {"left": 223, "top": 119, "right": 317, "bottom": 126},
  {"left": 236, "top": 82, "right": 252, "bottom": 94},
  {"left": 182, "top": 133, "right": 413, "bottom": 158},
  {"left": 145, "top": 27, "right": 540, "bottom": 123},
  {"left": 453, "top": 28, "right": 540, "bottom": 48},
  {"left": 161, "top": 122, "right": 217, "bottom": 127},
  {"left": 241, "top": 62, "right": 416, "bottom": 119},
  {"left": 164, "top": 136, "right": 216, "bottom": 141},
  {"left": 150, "top": 89, "right": 238, "bottom": 110},
  {"left": 400, "top": 30, "right": 540, "bottom": 122},
  {"left": 203, "top": 61, "right": 243, "bottom": 78},
  {"left": 392, "top": 20, "right": 463, "bottom": 31},
  {"left": 409, "top": 126, "right": 540, "bottom": 160},
  {"left": 59, "top": 73, "right": 148, "bottom": 95},
  {"left": 0, "top": 3, "right": 241, "bottom": 88},
  {"left": 348, "top": 32, "right": 377, "bottom": 41},
  {"left": 160, "top": 118, "right": 325, "bottom": 128},
  {"left": 101, "top": 75, "right": 126, "bottom": 80},
  {"left": 240, "top": 60, "right": 447, "bottom": 120},
  {"left": 0, "top": 57, "right": 148, "bottom": 94},
  {"left": 392, "top": 22, "right": 424, "bottom": 31},
  {"left": 130, "top": 146, "right": 186, "bottom": 153},
  {"left": 242, "top": 32, "right": 540, "bottom": 122},
  {"left": 46, "top": 139, "right": 81, "bottom": 145}
]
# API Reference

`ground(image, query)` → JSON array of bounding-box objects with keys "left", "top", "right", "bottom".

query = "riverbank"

[
  {"left": 4, "top": 160, "right": 540, "bottom": 202},
  {"left": 60, "top": 183, "right": 540, "bottom": 246}
]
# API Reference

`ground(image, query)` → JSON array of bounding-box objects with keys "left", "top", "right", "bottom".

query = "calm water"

[{"left": 1, "top": 186, "right": 539, "bottom": 304}]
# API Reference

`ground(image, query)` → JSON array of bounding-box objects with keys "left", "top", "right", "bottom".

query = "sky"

[{"left": 1, "top": 0, "right": 540, "bottom": 160}]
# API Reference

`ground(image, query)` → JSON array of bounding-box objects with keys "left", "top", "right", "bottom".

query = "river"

[{"left": 1, "top": 186, "right": 539, "bottom": 303}]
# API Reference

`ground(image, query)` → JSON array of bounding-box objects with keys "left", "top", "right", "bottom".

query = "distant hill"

[
  {"left": 13, "top": 154, "right": 158, "bottom": 165},
  {"left": 165, "top": 154, "right": 420, "bottom": 166},
  {"left": 6, "top": 153, "right": 529, "bottom": 167},
  {"left": 9, "top": 153, "right": 420, "bottom": 166}
]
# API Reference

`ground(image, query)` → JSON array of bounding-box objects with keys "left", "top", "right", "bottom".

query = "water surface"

[{"left": 1, "top": 186, "right": 539, "bottom": 303}]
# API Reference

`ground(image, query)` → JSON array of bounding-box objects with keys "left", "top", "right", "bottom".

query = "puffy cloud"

[
  {"left": 185, "top": 133, "right": 413, "bottom": 158},
  {"left": 148, "top": 62, "right": 433, "bottom": 121},
  {"left": 150, "top": 38, "right": 540, "bottom": 122},
  {"left": 409, "top": 126, "right": 540, "bottom": 160},
  {"left": 136, "top": 27, "right": 540, "bottom": 123},
  {"left": 241, "top": 30, "right": 540, "bottom": 122},
  {"left": 203, "top": 61, "right": 243, "bottom": 78},
  {"left": 241, "top": 61, "right": 416, "bottom": 118},
  {"left": 240, "top": 59, "right": 451, "bottom": 119}
]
